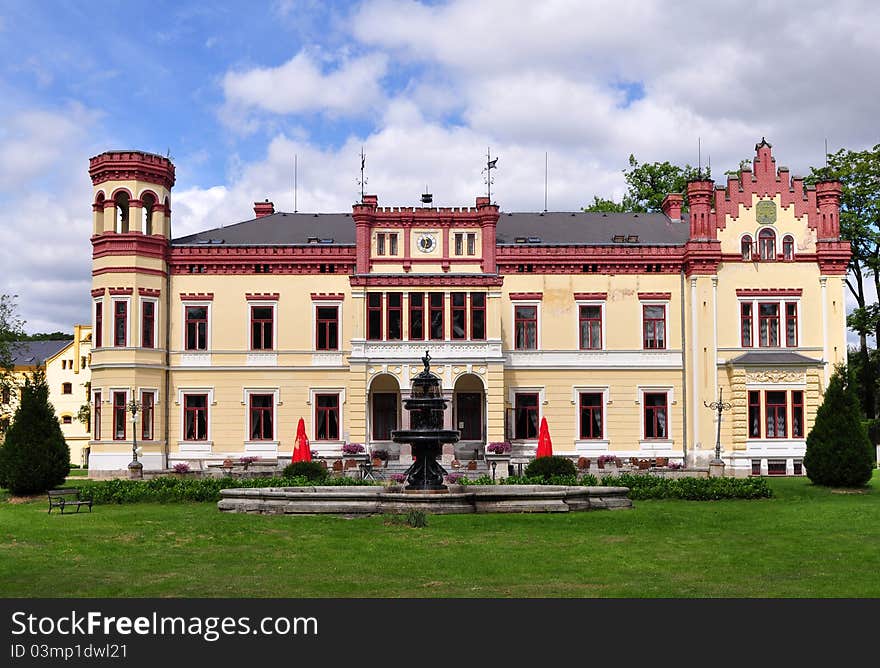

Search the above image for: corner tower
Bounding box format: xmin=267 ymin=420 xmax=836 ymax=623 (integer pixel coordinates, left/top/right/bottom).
xmin=88 ymin=151 xmax=175 ymax=471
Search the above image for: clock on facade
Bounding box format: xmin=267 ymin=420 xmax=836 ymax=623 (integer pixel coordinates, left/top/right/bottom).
xmin=417 ymin=233 xmax=437 ymax=253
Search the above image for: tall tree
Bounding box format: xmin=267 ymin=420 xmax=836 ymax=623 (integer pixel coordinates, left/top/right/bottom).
xmin=0 ymin=295 xmax=25 ymax=419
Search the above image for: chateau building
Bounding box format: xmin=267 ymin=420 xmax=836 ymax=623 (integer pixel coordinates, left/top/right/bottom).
xmin=86 ymin=140 xmax=849 ymax=475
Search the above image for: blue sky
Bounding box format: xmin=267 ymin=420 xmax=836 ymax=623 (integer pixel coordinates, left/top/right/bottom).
xmin=0 ymin=0 xmax=878 ymax=335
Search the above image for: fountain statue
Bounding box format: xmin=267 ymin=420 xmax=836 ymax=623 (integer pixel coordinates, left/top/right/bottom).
xmin=392 ymin=351 xmax=460 ymax=491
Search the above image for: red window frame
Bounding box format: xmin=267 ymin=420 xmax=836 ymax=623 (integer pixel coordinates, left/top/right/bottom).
xmin=250 ymin=305 xmax=274 ymax=350
xmin=454 ymin=233 xmax=463 ymax=255
xmin=376 ymin=233 xmax=386 ymax=256
xmin=741 ymin=303 xmax=753 ymax=347
xmin=142 ymin=300 xmax=155 ymax=349
xmin=367 ymin=293 xmax=383 ymax=340
xmin=94 ymin=391 xmax=101 ymax=440
xmin=748 ymin=390 xmax=762 ymax=438
xmin=758 ymin=302 xmax=780 ymax=347
xmin=113 ymin=301 xmax=127 ymax=347
xmin=579 ymin=393 xmax=603 ymax=439
xmin=767 ymin=460 xmax=787 ymax=475
xmin=183 ymin=394 xmax=208 ymax=441
xmin=643 ymin=392 xmax=668 ymax=439
xmin=579 ymin=304 xmax=602 ymax=350
xmin=642 ymin=304 xmax=666 ymax=349
xmin=791 ymin=390 xmax=804 ymax=438
xmin=782 ymin=235 xmax=794 ymax=260
xmin=429 ymin=292 xmax=444 ymax=340
xmin=315 ymin=394 xmax=339 ymax=441
xmin=451 ymin=292 xmax=467 ymax=340
xmin=785 ymin=302 xmax=798 ymax=347
xmin=408 ymin=292 xmax=424 ymax=340
xmin=514 ymin=305 xmax=537 ymax=350
xmin=470 ymin=292 xmax=486 ymax=340
xmin=185 ymin=305 xmax=208 ymax=350
xmin=315 ymin=305 xmax=339 ymax=350
xmin=112 ymin=391 xmax=126 ymax=441
xmin=386 ymin=292 xmax=402 ymax=340
xmin=467 ymin=233 xmax=476 ymax=255
xmin=389 ymin=234 xmax=398 ymax=255
xmin=95 ymin=302 xmax=103 ymax=347
xmin=514 ymin=393 xmax=539 ymax=440
xmin=751 ymin=459 xmax=761 ymax=475
xmin=141 ymin=392 xmax=154 ymax=440
xmin=765 ymin=391 xmax=787 ymax=439
xmin=249 ymin=394 xmax=274 ymax=441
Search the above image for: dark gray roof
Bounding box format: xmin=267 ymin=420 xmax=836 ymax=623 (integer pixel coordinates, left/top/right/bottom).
xmin=11 ymin=341 xmax=71 ymax=367
xmin=728 ymin=351 xmax=823 ymax=366
xmin=173 ymin=210 xmax=688 ymax=247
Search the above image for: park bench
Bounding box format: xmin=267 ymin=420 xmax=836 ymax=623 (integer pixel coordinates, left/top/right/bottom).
xmin=47 ymin=488 xmax=93 ymax=515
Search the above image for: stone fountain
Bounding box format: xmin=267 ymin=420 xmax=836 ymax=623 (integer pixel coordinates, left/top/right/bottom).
xmin=392 ymin=351 xmax=460 ymax=491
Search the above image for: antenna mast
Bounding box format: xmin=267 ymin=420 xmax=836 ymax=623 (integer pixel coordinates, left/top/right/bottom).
xmin=357 ymin=146 xmax=367 ymax=203
xmin=294 ymin=154 xmax=298 ymax=213
xmin=482 ymin=147 xmax=498 ymax=204
xmin=544 ymin=152 xmax=548 ymax=212
xmin=698 ymin=137 xmax=702 ymax=178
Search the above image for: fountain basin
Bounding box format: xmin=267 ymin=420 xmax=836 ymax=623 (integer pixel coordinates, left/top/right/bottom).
xmin=217 ymin=485 xmax=632 ymax=515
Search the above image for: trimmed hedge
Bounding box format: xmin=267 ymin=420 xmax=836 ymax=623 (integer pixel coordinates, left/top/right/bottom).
xmin=75 ymin=475 xmax=376 ymax=505
xmin=598 ymin=474 xmax=772 ymax=500
xmin=524 ymin=456 xmax=577 ymax=480
xmin=282 ymin=461 xmax=328 ymax=482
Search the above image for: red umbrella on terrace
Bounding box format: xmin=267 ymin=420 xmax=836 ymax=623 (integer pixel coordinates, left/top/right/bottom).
xmin=292 ymin=418 xmax=312 ymax=462
xmin=536 ymin=417 xmax=553 ymax=458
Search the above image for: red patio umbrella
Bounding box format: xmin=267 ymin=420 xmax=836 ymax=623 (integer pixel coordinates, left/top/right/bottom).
xmin=535 ymin=416 xmax=553 ymax=458
xmin=292 ymin=417 xmax=312 ymax=462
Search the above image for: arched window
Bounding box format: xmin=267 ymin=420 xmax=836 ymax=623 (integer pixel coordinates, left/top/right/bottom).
xmin=94 ymin=192 xmax=105 ymax=231
xmin=782 ymin=235 xmax=794 ymax=261
xmin=758 ymin=229 xmax=776 ymax=261
xmin=141 ymin=193 xmax=156 ymax=235
xmin=741 ymin=235 xmax=753 ymax=261
xmin=114 ymin=192 xmax=130 ymax=233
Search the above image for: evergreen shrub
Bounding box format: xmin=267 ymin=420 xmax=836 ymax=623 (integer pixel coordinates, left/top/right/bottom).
xmin=524 ymin=455 xmax=576 ymax=480
xmin=282 ymin=461 xmax=328 ymax=481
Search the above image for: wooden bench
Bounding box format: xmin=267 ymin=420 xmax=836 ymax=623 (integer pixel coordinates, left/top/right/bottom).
xmin=48 ymin=488 xmax=93 ymax=515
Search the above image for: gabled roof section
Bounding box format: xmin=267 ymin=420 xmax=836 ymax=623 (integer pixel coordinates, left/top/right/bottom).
xmin=10 ymin=340 xmax=72 ymax=367
xmin=496 ymin=212 xmax=689 ymax=246
xmin=173 ymin=212 xmax=356 ymax=246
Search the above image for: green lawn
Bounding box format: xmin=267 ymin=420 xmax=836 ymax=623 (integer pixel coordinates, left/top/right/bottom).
xmin=1 ymin=473 xmax=878 ymax=597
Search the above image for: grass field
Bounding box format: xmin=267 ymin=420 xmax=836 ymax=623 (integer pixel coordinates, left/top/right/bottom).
xmin=1 ymin=473 xmax=878 ymax=598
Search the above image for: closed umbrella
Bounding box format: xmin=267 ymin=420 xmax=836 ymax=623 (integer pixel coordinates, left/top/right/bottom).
xmin=536 ymin=416 xmax=553 ymax=458
xmin=292 ymin=418 xmax=312 ymax=462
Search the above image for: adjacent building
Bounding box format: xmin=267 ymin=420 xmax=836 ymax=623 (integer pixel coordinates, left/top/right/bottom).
xmin=86 ymin=140 xmax=849 ymax=475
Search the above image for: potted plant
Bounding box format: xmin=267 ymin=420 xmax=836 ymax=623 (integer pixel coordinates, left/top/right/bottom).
xmin=385 ymin=473 xmax=406 ymax=492
xmin=239 ymin=456 xmax=259 ymax=470
xmin=172 ymin=462 xmax=190 ymax=477
xmin=597 ymin=454 xmax=619 ymax=471
xmin=342 ymin=442 xmax=365 ymax=457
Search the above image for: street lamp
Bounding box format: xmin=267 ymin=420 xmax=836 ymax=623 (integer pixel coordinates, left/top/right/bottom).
xmin=127 ymin=395 xmax=143 ymax=479
xmin=703 ymin=388 xmax=732 ymax=466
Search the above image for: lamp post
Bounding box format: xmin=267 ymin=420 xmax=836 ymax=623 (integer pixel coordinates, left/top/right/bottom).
xmin=127 ymin=395 xmax=143 ymax=479
xmin=703 ymin=388 xmax=732 ymax=472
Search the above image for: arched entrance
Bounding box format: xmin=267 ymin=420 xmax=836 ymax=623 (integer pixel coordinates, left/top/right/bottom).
xmin=453 ymin=373 xmax=485 ymax=458
xmin=368 ymin=374 xmax=400 ymax=452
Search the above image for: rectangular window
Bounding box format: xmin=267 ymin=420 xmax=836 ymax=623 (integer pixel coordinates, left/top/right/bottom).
xmin=113 ymin=391 xmax=126 ymax=440
xmin=315 ymin=394 xmax=339 ymax=440
xmin=467 ymin=233 xmax=476 ymax=256
xmin=748 ymin=390 xmax=762 ymax=438
xmin=793 ymin=460 xmax=803 ymax=475
xmin=316 ymin=305 xmax=339 ymax=350
xmin=386 ymin=292 xmax=402 ymax=340
xmin=372 ymin=393 xmax=397 ymax=441
xmin=95 ymin=302 xmax=103 ymax=347
xmin=454 ymin=233 xmax=464 ymax=255
xmin=376 ymin=233 xmax=385 ymax=256
xmin=514 ymin=393 xmax=539 ymax=440
xmin=249 ymin=394 xmax=274 ymax=441
xmin=94 ymin=392 xmax=101 ymax=440
xmin=643 ymin=392 xmax=668 ymax=439
xmin=758 ymin=303 xmax=780 ymax=347
xmin=250 ymin=305 xmax=274 ymax=350
xmin=642 ymin=305 xmax=666 ymax=349
xmin=579 ymin=305 xmax=602 ymax=350
xmin=389 ymin=234 xmax=398 ymax=255
xmin=113 ymin=301 xmax=127 ymax=347
xmin=767 ymin=459 xmax=787 ymax=475
xmin=183 ymin=394 xmax=208 ymax=441
xmin=62 ymin=382 xmax=72 ymax=395
xmin=785 ymin=302 xmax=798 ymax=347
xmin=185 ymin=306 xmax=208 ymax=350
xmin=470 ymin=292 xmax=486 ymax=340
xmin=367 ymin=293 xmax=383 ymax=340
xmin=409 ymin=293 xmax=424 ymax=340
xmin=579 ymin=393 xmax=603 ymax=440
xmin=741 ymin=303 xmax=753 ymax=347
xmin=141 ymin=392 xmax=154 ymax=441
xmin=142 ymin=301 xmax=155 ymax=349
xmin=429 ymin=292 xmax=444 ymax=340
xmin=514 ymin=305 xmax=538 ymax=350
xmin=791 ymin=390 xmax=804 ymax=438
xmin=765 ymin=390 xmax=787 ymax=439
xmin=451 ymin=292 xmax=467 ymax=340
xmin=751 ymin=459 xmax=762 ymax=475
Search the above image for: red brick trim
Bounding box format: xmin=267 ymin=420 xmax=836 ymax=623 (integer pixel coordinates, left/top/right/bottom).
xmin=108 ymin=287 xmax=134 ymax=296
xmin=509 ymin=292 xmax=543 ymax=300
xmin=638 ymin=292 xmax=671 ymax=300
xmin=92 ymin=234 xmax=168 ymax=260
xmin=573 ymin=292 xmax=607 ymax=300
xmin=246 ymin=293 xmax=280 ymax=301
xmin=138 ymin=288 xmax=161 ymax=297
xmin=310 ymin=293 xmax=345 ymax=301
xmin=350 ymin=275 xmax=504 ymax=287
xmin=90 ymin=288 xmax=106 ymax=297
xmin=93 ymin=266 xmax=167 ymax=278
xmin=179 ymin=293 xmax=214 ymax=301
xmin=89 ymin=151 xmax=176 ymax=190
xmin=735 ymin=288 xmax=803 ymax=297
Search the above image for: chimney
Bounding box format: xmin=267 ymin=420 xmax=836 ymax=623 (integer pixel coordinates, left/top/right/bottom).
xmin=475 ymin=196 xmax=490 ymax=208
xmin=254 ymin=199 xmax=275 ymax=218
xmin=660 ymin=193 xmax=683 ymax=221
